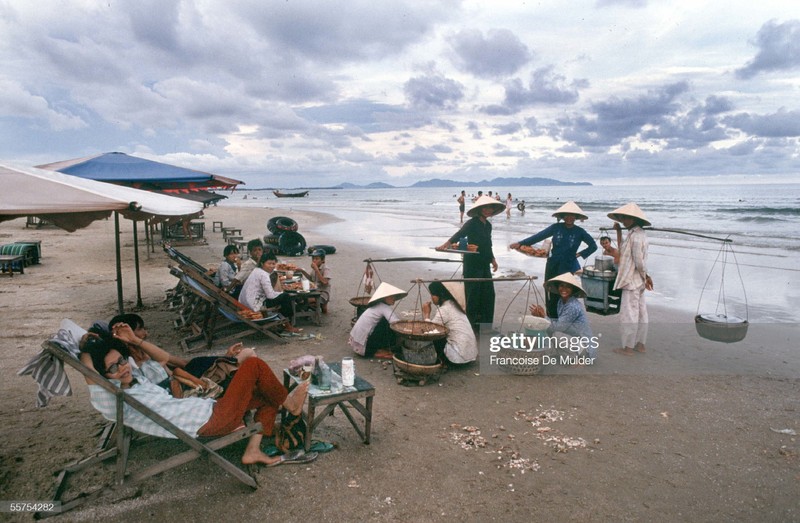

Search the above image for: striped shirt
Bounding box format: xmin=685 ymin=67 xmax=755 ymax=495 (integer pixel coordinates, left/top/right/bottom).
xmin=614 ymin=226 xmax=648 ymax=291
xmin=88 ymin=377 xmax=214 ymax=439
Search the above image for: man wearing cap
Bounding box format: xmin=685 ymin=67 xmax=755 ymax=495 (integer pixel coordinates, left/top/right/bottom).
xmin=437 ymin=195 xmax=506 ymax=330
xmin=510 ymin=201 xmax=597 ymax=319
xmin=608 ymin=203 xmax=653 ymax=356
xmin=300 ymin=249 xmax=331 ymax=313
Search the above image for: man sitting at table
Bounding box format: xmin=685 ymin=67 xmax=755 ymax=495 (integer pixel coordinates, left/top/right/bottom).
xmin=239 ymin=252 xmax=302 ymax=334
xmin=225 ymin=239 xmax=264 ymax=297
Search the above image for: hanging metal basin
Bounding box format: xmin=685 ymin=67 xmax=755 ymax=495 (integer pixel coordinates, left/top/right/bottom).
xmin=694 ymin=314 xmax=748 ymax=343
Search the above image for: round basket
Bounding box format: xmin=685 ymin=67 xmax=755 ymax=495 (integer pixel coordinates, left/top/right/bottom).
xmin=496 ymin=347 xmax=545 ymax=375
xmin=694 ymin=314 xmax=748 ymax=343
xmin=390 ymin=320 xmax=448 ymax=341
xmin=349 ymin=296 xmax=371 ymax=308
xmin=400 ymin=338 xmax=438 ymax=365
xmin=392 ymin=355 xmax=443 ymax=376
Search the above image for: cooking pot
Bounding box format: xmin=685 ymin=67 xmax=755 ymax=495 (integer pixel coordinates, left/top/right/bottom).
xmin=594 ymin=255 xmax=614 ymax=272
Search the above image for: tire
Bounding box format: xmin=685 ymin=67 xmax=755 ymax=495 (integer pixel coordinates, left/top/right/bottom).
xmin=267 ymin=216 xmax=299 ymax=234
xmin=263 ymin=233 xmax=281 ymax=245
xmin=306 ymin=244 xmax=337 ymax=255
xmin=278 ymin=231 xmax=307 ymax=256
xmin=517 ymin=202 xmax=526 ymax=211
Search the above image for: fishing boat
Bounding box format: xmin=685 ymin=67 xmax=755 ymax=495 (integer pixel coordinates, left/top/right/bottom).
xmin=273 ymin=190 xmax=309 ymax=198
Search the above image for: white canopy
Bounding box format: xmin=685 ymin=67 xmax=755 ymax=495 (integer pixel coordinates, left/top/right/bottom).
xmin=1 ymin=163 xmax=203 ymax=231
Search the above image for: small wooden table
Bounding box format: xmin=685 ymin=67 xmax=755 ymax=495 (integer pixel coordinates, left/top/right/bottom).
xmin=0 ymin=254 xmax=25 ymax=276
xmin=283 ymin=363 xmax=375 ymax=451
xmin=221 ymin=227 xmax=242 ymax=240
xmin=212 ymin=221 xmax=224 ymax=232
xmin=285 ymin=289 xmax=322 ymax=326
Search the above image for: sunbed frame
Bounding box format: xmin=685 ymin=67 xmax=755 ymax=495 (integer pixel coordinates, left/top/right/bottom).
xmin=36 ymin=341 xmax=261 ymax=519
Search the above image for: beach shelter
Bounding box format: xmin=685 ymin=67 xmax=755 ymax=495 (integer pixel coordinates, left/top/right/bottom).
xmin=37 ymin=152 xmax=243 ymax=192
xmin=0 ymin=163 xmax=203 ymax=312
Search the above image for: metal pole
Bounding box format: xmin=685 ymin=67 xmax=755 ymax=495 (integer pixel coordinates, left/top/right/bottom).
xmin=364 ymin=257 xmax=463 ymax=263
xmin=133 ymin=220 xmax=143 ymax=308
xmin=114 ymin=211 xmax=124 ymax=314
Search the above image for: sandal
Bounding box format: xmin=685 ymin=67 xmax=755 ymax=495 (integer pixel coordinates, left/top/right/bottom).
xmin=372 ymin=349 xmax=394 ymax=360
xmin=268 ymin=449 xmax=318 ymax=467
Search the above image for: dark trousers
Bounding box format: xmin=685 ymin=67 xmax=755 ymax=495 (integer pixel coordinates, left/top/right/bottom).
xmin=365 ymin=318 xmax=396 ymax=356
xmin=264 ymin=293 xmax=294 ymax=321
xmin=464 ymin=261 xmax=495 ymax=328
xmin=544 ymin=259 xmax=560 ymax=319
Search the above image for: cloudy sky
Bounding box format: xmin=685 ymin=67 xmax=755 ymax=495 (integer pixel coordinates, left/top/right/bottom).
xmin=1 ymin=0 xmax=799 ymax=187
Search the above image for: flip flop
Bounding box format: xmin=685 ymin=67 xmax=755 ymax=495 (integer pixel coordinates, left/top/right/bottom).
xmin=372 ymin=349 xmax=394 ymax=360
xmin=268 ymin=449 xmax=318 ymax=467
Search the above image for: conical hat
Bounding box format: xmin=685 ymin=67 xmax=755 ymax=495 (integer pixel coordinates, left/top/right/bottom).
xmin=442 ymin=281 xmax=467 ymax=312
xmin=368 ymin=282 xmax=408 ymax=305
xmin=552 ymin=201 xmax=588 ymax=221
xmin=467 ymin=195 xmax=506 ymax=218
xmin=545 ymin=272 xmax=586 ymax=298
xmin=607 ymin=202 xmax=651 ymax=227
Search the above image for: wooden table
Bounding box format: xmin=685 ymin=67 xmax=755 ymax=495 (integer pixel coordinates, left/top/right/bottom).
xmin=285 ymin=289 xmax=322 ymax=326
xmin=0 ymin=254 xmax=25 ymax=276
xmin=283 ymin=363 xmax=375 ymax=451
xmin=221 ymin=227 xmax=242 ymax=240
xmin=212 ymin=220 xmax=224 ymax=232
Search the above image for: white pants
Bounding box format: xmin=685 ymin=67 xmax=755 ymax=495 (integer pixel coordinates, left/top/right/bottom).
xmin=620 ymin=286 xmax=648 ymax=348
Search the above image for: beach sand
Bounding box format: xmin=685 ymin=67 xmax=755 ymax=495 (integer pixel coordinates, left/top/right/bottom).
xmin=1 ymin=206 xmax=797 ymax=521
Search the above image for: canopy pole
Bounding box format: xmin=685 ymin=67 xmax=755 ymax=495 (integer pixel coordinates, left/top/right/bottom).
xmin=144 ymin=218 xmax=151 ymax=260
xmin=114 ymin=212 xmax=124 ymax=314
xmin=133 ymin=220 xmax=143 ymax=308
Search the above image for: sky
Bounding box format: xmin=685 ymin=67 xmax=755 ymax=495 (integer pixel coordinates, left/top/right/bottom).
xmin=1 ymin=0 xmax=799 ymax=188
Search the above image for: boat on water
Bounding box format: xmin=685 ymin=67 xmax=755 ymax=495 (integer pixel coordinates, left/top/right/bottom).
xmin=273 ymin=190 xmax=309 ymax=198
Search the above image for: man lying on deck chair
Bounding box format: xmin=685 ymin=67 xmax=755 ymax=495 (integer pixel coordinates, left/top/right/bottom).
xmin=84 ymin=314 xmax=256 ymax=392
xmin=80 ymin=336 xmax=317 ymax=467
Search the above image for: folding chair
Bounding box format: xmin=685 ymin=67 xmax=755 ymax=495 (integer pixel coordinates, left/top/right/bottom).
xmin=173 ymin=266 xmax=287 ymax=352
xmin=35 ymin=340 xmax=262 ymax=518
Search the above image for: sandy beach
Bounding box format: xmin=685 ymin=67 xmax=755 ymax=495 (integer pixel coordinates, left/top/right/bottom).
xmin=1 ymin=205 xmax=798 ymax=522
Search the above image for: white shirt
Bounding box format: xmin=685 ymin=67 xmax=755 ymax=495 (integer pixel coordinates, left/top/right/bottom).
xmin=348 ymin=302 xmax=399 ymax=355
xmin=429 ymin=300 xmax=478 ymax=363
xmin=239 ymin=267 xmax=281 ymax=310
xmin=234 ymin=258 xmax=259 ymax=284
xmin=614 ymin=226 xmax=648 ymax=291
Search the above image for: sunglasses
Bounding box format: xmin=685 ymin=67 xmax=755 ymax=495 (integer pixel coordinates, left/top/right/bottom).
xmin=105 ymin=357 xmax=128 ymax=375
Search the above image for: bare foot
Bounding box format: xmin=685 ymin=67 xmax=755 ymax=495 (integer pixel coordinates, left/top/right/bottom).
xmin=283 ymin=381 xmax=308 ymax=416
xmin=634 ymin=343 xmax=646 ymax=353
xmin=241 ymin=434 xmax=280 ymax=466
xmin=241 ymin=447 xmax=281 ymax=466
xmin=613 ymin=347 xmax=635 ymax=356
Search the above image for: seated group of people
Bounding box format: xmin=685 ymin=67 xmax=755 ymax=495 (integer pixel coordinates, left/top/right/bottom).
xmin=348 ymin=281 xmax=479 ymax=365
xmin=79 ymin=313 xmax=315 ymax=466
xmin=212 ymin=239 xmax=331 ymax=334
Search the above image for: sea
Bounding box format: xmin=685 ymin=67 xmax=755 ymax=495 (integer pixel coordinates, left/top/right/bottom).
xmin=220 ymin=183 xmax=800 ymax=323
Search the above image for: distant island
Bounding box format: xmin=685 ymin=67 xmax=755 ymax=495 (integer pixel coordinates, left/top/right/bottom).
xmin=254 ymin=176 xmax=590 ymax=190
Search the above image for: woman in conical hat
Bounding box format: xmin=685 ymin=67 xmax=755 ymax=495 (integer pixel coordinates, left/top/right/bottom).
xmin=436 ymin=195 xmax=506 ymax=329
xmin=421 ymin=281 xmax=477 ymax=365
xmin=349 ymin=282 xmax=407 ymax=358
xmin=529 ymin=273 xmax=595 ymax=359
xmin=608 ymin=202 xmax=652 ymax=356
xmin=509 ymin=201 xmax=597 ymax=319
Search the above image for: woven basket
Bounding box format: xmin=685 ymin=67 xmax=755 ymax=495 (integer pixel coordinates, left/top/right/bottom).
xmin=400 ymin=338 xmax=438 ymax=365
xmin=391 ymin=320 xmax=448 ymax=341
xmin=496 ymin=347 xmax=546 ymax=375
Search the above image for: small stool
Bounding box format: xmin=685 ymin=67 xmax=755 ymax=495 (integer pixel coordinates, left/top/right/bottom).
xmin=212 ymin=221 xmax=224 ymax=232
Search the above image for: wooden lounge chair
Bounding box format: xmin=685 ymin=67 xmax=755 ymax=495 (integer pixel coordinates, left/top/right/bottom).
xmin=35 ymin=340 xmax=261 ymax=519
xmin=172 ymin=265 xmax=287 ymax=352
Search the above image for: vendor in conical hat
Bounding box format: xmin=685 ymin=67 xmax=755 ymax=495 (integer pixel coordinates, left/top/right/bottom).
xmin=348 ymin=282 xmax=407 ymax=359
xmin=608 ymin=203 xmax=652 ymax=356
xmin=421 ymin=281 xmax=477 ymax=365
xmin=529 ymin=273 xmax=595 ymax=359
xmin=509 ymin=201 xmax=597 ymax=320
xmin=436 ymin=195 xmax=506 ymax=329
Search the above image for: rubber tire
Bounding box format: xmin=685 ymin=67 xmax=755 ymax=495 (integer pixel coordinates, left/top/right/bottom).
xmin=278 ymin=231 xmax=307 ymax=257
xmin=307 ymin=244 xmax=337 ymax=255
xmin=517 ymin=202 xmax=526 ymax=211
xmin=267 ymin=216 xmax=299 ymax=234
xmin=263 ymin=234 xmax=281 ymax=246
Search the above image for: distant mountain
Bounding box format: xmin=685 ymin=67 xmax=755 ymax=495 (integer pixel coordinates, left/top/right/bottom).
xmin=411 ymin=176 xmax=591 ymax=188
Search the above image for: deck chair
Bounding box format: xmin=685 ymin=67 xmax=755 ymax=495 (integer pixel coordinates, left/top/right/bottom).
xmin=173 ymin=265 xmax=287 ymax=352
xmin=36 ymin=340 xmax=262 ymax=519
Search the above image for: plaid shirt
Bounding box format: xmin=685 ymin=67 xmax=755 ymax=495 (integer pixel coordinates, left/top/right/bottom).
xmin=89 ymin=377 xmax=214 ymax=439
xmin=614 ymin=226 xmax=648 ymax=291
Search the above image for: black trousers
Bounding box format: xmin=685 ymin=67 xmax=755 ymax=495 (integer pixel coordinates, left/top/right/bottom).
xmin=464 ymin=260 xmax=495 ymax=328
xmin=365 ymin=317 xmax=396 ymax=356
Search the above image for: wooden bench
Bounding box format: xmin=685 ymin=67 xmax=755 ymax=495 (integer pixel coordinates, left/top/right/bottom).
xmin=212 ymin=220 xmax=224 ymax=232
xmin=221 ymin=227 xmax=242 ymax=240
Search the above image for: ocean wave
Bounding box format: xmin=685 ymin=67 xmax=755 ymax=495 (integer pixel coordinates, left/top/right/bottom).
xmin=718 ymin=206 xmax=800 ymax=217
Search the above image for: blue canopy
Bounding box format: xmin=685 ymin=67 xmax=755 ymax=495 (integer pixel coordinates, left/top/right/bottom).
xmin=37 ymin=152 xmax=242 ymax=190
